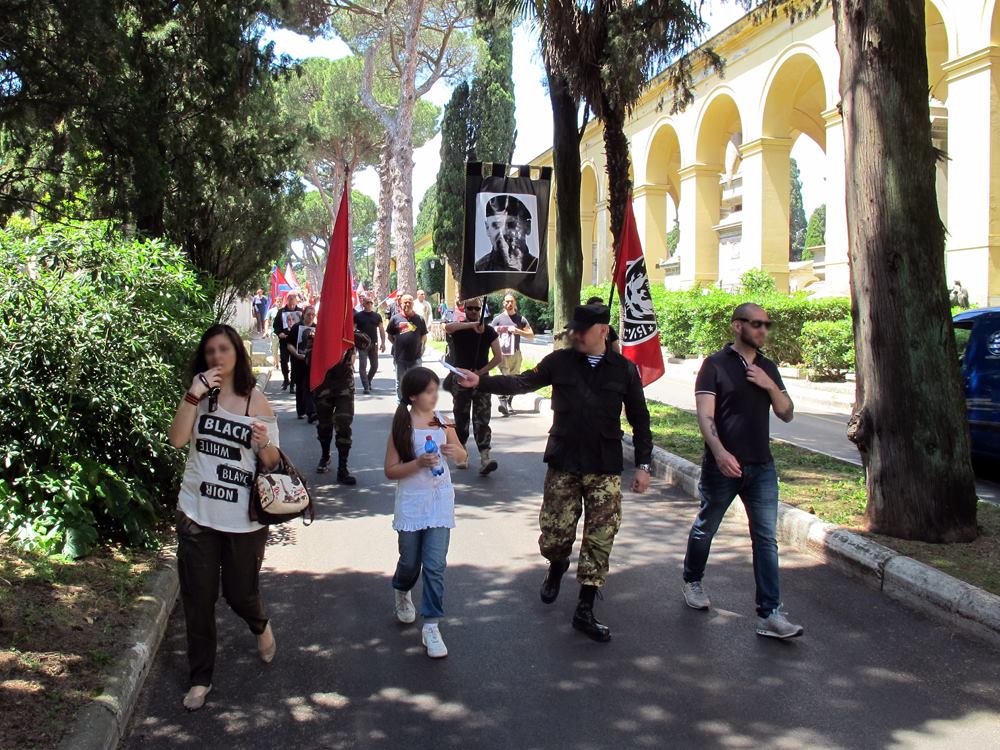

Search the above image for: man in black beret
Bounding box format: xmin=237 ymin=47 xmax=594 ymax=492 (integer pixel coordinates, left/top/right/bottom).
xmin=456 ymin=303 xmax=654 ymax=642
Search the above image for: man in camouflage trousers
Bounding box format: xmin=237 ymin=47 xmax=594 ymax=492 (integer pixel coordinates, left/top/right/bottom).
xmin=312 ymin=346 xmax=357 ymax=485
xmin=457 ymin=304 xmax=653 ymax=642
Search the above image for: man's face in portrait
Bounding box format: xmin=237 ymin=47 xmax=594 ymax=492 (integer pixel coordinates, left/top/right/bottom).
xmin=485 ymin=209 xmax=531 ymax=269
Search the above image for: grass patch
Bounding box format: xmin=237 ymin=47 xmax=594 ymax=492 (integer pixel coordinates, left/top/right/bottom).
xmin=0 ymin=536 xmax=169 ymax=749
xmin=639 ymin=399 xmax=1000 ymax=595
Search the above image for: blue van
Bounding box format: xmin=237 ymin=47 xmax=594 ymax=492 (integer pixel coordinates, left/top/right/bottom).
xmin=954 ymin=307 xmax=1000 ymax=461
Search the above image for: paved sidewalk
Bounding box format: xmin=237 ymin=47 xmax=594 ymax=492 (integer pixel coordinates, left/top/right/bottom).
xmin=124 ymin=352 xmax=1000 ymax=749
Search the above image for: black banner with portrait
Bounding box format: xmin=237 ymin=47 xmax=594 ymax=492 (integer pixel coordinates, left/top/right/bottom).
xmin=459 ymin=162 xmax=552 ymax=302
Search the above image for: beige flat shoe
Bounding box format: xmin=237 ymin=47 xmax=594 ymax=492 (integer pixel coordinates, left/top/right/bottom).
xmin=183 ymin=684 xmax=212 ymax=711
xmin=257 ymin=622 xmax=276 ymax=663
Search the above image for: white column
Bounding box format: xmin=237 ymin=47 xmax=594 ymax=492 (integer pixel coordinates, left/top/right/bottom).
xmin=943 ymin=48 xmax=1000 ymax=306
xmin=822 ymin=107 xmax=850 ymax=296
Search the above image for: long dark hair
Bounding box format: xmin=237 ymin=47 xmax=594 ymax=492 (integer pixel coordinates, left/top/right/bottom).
xmin=391 ymin=367 xmax=440 ymax=462
xmin=191 ymin=324 xmax=256 ymax=397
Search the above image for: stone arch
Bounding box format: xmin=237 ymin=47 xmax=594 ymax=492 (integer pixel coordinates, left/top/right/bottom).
xmin=991 ymin=0 xmax=1000 ymax=45
xmin=580 ymin=163 xmax=600 ymax=287
xmin=926 ymin=0 xmax=952 ymax=103
xmin=640 ymin=121 xmax=682 ymax=280
xmin=695 ymin=88 xmax=744 ymax=167
xmin=760 ymin=48 xmax=828 ymax=149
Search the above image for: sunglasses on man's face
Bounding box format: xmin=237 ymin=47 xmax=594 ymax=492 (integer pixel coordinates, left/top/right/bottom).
xmin=465 ymin=306 xmax=481 ymax=312
xmin=735 ymin=317 xmax=773 ymax=330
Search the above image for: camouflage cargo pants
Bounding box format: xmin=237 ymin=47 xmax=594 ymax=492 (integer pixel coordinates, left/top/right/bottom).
xmin=452 ymin=387 xmax=492 ymax=452
xmin=540 ymin=468 xmax=622 ymax=587
xmin=313 ymin=389 xmax=354 ymax=456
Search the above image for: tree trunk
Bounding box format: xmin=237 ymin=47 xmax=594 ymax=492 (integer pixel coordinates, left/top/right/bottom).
xmin=372 ymin=143 xmax=394 ymax=302
xmin=833 ymin=0 xmax=977 ymax=541
xmin=387 ymin=0 xmax=426 ymax=298
xmin=601 ymin=93 xmax=631 ymax=257
xmin=547 ymin=64 xmax=584 ymax=345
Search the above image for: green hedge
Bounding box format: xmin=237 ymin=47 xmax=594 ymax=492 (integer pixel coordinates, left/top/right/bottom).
xmin=0 ymin=221 xmax=213 ymax=555
xmin=582 ymin=274 xmax=852 ymax=365
xmin=800 ymin=319 xmax=855 ymax=381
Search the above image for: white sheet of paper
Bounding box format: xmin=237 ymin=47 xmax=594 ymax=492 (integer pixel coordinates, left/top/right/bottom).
xmin=440 ymin=360 xmax=464 ymax=375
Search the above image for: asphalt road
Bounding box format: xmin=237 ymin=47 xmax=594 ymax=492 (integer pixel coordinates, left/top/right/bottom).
xmin=123 ymin=352 xmax=1000 ymax=749
xmin=519 ymin=336 xmax=1000 ymax=505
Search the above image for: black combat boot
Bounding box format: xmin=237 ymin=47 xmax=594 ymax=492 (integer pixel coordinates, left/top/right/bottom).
xmin=572 ymin=585 xmax=611 ymax=642
xmin=337 ymin=451 xmax=356 ymax=485
xmin=539 ymin=558 xmax=570 ymax=604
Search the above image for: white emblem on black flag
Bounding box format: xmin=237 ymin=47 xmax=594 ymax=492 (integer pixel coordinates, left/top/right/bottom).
xmin=460 ymin=162 xmax=551 ymax=301
xmin=621 ymin=256 xmax=658 ymax=345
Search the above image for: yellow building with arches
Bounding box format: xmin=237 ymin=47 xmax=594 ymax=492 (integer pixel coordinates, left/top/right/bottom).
xmin=445 ymin=1 xmax=1000 ymax=308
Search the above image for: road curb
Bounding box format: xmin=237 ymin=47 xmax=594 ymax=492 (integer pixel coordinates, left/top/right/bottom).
xmin=58 ymin=556 xmax=179 ymax=750
xmin=622 ymin=435 xmax=1000 ymax=648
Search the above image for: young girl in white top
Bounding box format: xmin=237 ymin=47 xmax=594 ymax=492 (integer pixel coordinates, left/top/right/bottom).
xmin=384 ymin=367 xmax=466 ymax=658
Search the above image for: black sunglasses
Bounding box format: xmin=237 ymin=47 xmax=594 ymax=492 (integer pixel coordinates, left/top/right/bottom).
xmin=735 ymin=317 xmax=773 ymax=330
xmin=465 ymin=306 xmax=482 ymax=311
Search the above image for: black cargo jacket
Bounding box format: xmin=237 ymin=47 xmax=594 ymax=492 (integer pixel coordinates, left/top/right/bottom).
xmin=478 ymin=347 xmax=653 ymax=475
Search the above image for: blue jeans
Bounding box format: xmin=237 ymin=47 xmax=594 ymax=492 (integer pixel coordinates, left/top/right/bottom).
xmin=392 ymin=527 xmax=451 ymax=619
xmin=394 ymin=359 xmax=419 ymax=403
xmin=683 ymin=460 xmax=780 ymax=617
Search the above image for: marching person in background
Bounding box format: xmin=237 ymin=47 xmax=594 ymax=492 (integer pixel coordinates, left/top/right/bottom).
xmin=167 ymin=324 xmax=280 ymax=711
xmin=312 ymin=343 xmax=357 ymax=484
xmin=272 ymin=292 xmax=301 ymax=392
xmin=354 ymin=296 xmax=386 ymax=394
xmin=492 ymin=291 xmax=534 ymax=416
xmin=252 ymin=289 xmax=266 ymax=337
xmin=586 ymin=296 xmax=621 ymax=354
xmin=265 ymin=301 xmax=280 ymax=368
xmin=455 ymin=304 xmax=653 ymax=643
xmin=682 ymin=302 xmax=803 ymax=640
xmin=445 ymin=297 xmax=502 ymax=475
xmin=413 ymin=288 xmax=434 ymax=328
xmin=387 ymin=293 xmax=428 ymax=403
xmin=384 ymin=367 xmax=467 ymax=659
xmin=286 ymin=306 xmax=317 ymax=422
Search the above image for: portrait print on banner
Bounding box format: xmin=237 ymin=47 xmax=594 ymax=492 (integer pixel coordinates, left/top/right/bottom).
xmin=460 ymin=162 xmax=551 ymax=301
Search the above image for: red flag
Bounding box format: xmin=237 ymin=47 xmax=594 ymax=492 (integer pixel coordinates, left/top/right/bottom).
xmin=270 ymin=265 xmax=291 ymax=307
xmin=284 ymin=263 xmax=302 ymax=291
xmin=310 ymin=189 xmax=355 ymax=391
xmin=613 ymin=197 xmax=665 ymax=386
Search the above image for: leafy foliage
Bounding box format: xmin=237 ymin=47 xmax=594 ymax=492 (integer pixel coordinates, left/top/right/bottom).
xmin=801 ymin=319 xmax=855 ymax=381
xmin=433 ymin=17 xmax=516 ymax=278
xmin=581 ymin=282 xmax=852 ymax=365
xmin=0 ymin=222 xmax=212 ymax=554
xmin=805 ymin=204 xmax=827 ymax=249
xmin=789 ymin=158 xmax=808 ymax=260
xmin=0 ymin=0 xmax=303 ymax=293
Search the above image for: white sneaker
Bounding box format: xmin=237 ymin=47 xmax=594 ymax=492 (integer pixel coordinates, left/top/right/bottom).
xmin=755 ymin=607 xmax=804 ymax=639
xmin=394 ymin=590 xmax=416 ymax=624
xmin=682 ymin=581 xmax=711 ymax=610
xmin=422 ymin=624 xmax=448 ymax=658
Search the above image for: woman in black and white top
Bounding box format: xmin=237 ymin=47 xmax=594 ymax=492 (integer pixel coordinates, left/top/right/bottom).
xmin=167 ymin=324 xmax=281 ymax=711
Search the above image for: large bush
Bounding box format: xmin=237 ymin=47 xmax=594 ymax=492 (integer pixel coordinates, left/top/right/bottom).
xmin=581 ymin=278 xmax=852 ymax=365
xmin=800 ymin=319 xmax=855 ymax=381
xmin=0 ymin=222 xmax=213 ymax=555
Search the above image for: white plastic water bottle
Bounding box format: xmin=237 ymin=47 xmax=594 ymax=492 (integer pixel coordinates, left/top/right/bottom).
xmin=424 ymin=435 xmax=445 ymax=476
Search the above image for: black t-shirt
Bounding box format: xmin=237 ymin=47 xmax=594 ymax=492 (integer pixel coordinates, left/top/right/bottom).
xmin=694 ymin=343 xmax=787 ymax=466
xmin=492 ymin=312 xmax=528 ymax=356
xmin=450 ymin=325 xmax=499 ymax=370
xmin=387 ymin=313 xmax=427 ymax=362
xmin=354 ymin=310 xmax=381 ymax=346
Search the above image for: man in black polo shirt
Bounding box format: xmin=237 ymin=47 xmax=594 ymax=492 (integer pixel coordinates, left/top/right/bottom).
xmin=445 ymin=297 xmax=502 ymax=474
xmin=456 ymin=304 xmax=653 ymax=643
xmin=681 ymin=302 xmax=802 ymax=639
xmin=387 ymin=293 xmax=427 ymax=403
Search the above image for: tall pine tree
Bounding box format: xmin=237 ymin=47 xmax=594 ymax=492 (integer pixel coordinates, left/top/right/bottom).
xmin=789 ymin=157 xmax=808 ymax=260
xmin=432 ymin=18 xmax=516 ymax=284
